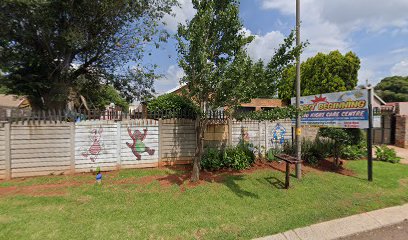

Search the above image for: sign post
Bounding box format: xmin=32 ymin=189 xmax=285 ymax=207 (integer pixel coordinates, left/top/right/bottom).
xmin=292 ymin=89 xmax=373 ymax=181
xmin=367 ymin=87 xmax=373 ymax=181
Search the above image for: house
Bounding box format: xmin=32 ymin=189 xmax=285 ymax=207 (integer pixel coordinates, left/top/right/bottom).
xmin=0 ymin=94 xmax=31 ymax=109
xmin=383 ymin=102 xmax=408 ymax=116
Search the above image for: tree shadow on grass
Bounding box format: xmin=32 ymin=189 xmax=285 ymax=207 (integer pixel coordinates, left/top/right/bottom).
xmin=156 ymin=171 xmax=259 ymax=199
xmin=222 ymin=175 xmax=259 ymax=199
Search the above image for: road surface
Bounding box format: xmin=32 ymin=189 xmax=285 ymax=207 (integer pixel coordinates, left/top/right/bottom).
xmin=339 ymin=220 xmax=408 ymax=240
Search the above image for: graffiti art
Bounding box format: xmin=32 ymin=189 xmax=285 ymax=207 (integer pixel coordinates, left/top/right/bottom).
xmin=126 ymin=127 xmax=155 ymax=160
xmin=82 ymin=127 xmax=104 ymax=162
xmin=271 ymin=123 xmax=286 ymax=145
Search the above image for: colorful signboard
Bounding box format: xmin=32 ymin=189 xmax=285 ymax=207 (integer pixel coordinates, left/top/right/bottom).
xmin=291 ymin=89 xmax=369 ymax=129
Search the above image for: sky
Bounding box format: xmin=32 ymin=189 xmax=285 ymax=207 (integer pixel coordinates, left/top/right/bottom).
xmin=148 ymin=0 xmax=408 ymax=94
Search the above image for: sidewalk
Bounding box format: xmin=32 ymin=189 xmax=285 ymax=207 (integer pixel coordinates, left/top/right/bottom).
xmin=255 ymin=203 xmax=408 ymax=240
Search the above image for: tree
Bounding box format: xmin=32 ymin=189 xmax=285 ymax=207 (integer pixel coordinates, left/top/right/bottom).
xmin=177 ymin=0 xmax=301 ymax=181
xmin=81 ymin=84 xmax=129 ymax=111
xmin=147 ymin=93 xmax=199 ymax=115
xmin=0 ymin=0 xmax=176 ymax=109
xmin=375 ymin=76 xmax=408 ymax=102
xmin=177 ymin=0 xmax=253 ymax=181
xmin=279 ymin=51 xmax=361 ymax=102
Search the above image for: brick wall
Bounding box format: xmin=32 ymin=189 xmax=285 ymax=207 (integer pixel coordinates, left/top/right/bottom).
xmin=395 ymin=115 xmax=408 ymax=148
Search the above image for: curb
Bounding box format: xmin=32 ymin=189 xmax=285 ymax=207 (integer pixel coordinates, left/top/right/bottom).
xmin=255 ymin=203 xmax=408 ymax=240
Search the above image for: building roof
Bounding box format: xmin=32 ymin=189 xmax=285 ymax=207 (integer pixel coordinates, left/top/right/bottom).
xmin=240 ymin=98 xmax=285 ymax=108
xmin=0 ymin=94 xmax=30 ymax=108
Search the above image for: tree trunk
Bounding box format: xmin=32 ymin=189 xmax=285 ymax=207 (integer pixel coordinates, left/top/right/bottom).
xmin=334 ymin=143 xmax=340 ymax=167
xmin=191 ymin=117 xmax=206 ymax=182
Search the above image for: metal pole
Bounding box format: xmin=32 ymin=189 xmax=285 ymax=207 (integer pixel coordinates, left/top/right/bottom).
xmin=295 ymin=0 xmax=302 ymax=179
xmin=367 ymin=85 xmax=373 ymax=181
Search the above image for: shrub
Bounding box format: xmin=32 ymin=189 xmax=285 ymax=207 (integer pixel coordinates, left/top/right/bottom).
xmin=237 ymin=142 xmax=256 ymax=163
xmin=267 ymin=147 xmax=282 ymax=161
xmin=375 ymin=145 xmax=401 ymax=163
xmin=147 ymin=93 xmax=199 ymax=117
xmin=201 ymin=148 xmax=223 ymax=171
xmin=341 ymin=143 xmax=367 ymax=160
xmin=318 ymin=128 xmax=353 ymax=166
xmin=223 ymin=144 xmax=255 ymax=170
xmin=281 ymin=139 xmax=334 ymax=165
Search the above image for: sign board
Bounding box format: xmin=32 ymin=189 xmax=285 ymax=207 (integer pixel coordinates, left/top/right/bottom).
xmin=291 ymin=89 xmax=369 ymax=129
xmin=373 ymin=115 xmax=382 ymax=128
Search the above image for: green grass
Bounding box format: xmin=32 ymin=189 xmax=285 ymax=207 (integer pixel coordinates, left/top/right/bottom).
xmin=0 ymin=161 xmax=407 ymax=240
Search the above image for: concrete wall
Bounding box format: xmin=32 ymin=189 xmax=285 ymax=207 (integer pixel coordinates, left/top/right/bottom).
xmin=160 ymin=119 xmax=196 ymax=165
xmin=232 ymin=120 xmax=293 ymax=154
xmin=0 ymin=118 xmax=302 ymax=179
xmin=9 ymin=122 xmax=73 ymax=178
xmin=204 ymin=123 xmax=229 ymax=148
xmin=75 ymin=121 xmax=119 ymax=172
xmin=120 ymin=120 xmax=159 ymax=168
xmin=0 ymin=124 xmax=6 ymax=179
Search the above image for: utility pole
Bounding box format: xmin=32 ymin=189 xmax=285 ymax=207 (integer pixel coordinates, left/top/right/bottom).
xmin=295 ymin=0 xmax=302 ymax=179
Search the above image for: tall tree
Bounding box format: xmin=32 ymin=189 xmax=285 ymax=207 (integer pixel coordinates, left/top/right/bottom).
xmin=375 ymin=76 xmax=408 ymax=102
xmin=0 ymin=0 xmax=176 ymax=109
xmin=177 ymin=0 xmax=253 ymax=181
xmin=278 ymin=51 xmax=360 ymax=102
xmin=177 ymin=0 xmax=301 ymax=181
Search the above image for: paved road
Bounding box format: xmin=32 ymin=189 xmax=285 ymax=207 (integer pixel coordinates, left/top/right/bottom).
xmin=339 ymin=220 xmax=408 ymax=240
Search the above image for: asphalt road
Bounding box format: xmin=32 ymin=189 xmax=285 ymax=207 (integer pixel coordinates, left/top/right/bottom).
xmin=339 ymin=220 xmax=408 ymax=240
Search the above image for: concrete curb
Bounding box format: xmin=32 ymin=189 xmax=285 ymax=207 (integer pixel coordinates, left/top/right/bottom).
xmin=255 ymin=203 xmax=408 ymax=240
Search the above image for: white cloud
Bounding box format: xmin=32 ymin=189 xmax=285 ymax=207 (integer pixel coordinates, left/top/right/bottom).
xmin=391 ymin=60 xmax=408 ymax=76
xmin=162 ymin=0 xmax=195 ymax=32
xmin=154 ymin=65 xmax=185 ymax=94
xmin=260 ymin=0 xmax=408 ymax=84
xmin=319 ymin=0 xmax=408 ymax=32
xmin=261 ymin=0 xmax=351 ymax=59
xmin=245 ymin=28 xmax=285 ymax=62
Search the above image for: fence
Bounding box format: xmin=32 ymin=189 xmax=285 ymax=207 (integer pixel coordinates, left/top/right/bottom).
xmin=0 ymin=109 xmax=321 ymax=179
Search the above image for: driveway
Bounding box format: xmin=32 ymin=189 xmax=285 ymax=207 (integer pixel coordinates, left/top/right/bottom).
xmin=386 ymin=145 xmax=408 ymax=165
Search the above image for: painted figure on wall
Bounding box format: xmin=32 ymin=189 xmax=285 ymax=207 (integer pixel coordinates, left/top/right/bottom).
xmin=271 ymin=123 xmax=286 ymax=145
xmin=240 ymin=127 xmax=250 ymax=143
xmin=82 ymin=127 xmax=104 ymax=162
xmin=126 ymin=127 xmax=155 ymax=160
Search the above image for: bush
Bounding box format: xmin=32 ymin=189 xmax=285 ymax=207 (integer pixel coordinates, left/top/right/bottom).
xmin=201 ymin=148 xmax=223 ymax=171
xmin=201 ymin=143 xmax=255 ymax=171
xmin=318 ymin=128 xmax=353 ymax=166
xmin=267 ymin=147 xmax=282 ymax=161
xmin=223 ymin=146 xmax=253 ymax=170
xmin=281 ymin=139 xmax=334 ymax=165
xmin=147 ymin=93 xmax=199 ymax=117
xmin=341 ymin=143 xmax=367 ymax=160
xmin=237 ymin=142 xmax=256 ymax=163
xmin=375 ymin=145 xmax=401 ymax=163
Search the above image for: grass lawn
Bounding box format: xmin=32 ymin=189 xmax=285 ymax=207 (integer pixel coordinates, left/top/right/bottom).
xmin=0 ymin=160 xmax=407 ymax=240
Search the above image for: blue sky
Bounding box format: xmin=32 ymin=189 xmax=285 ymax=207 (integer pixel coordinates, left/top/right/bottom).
xmin=149 ymin=0 xmax=408 ymax=94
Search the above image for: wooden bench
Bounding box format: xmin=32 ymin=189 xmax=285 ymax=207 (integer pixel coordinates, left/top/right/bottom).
xmin=274 ymin=154 xmax=303 ymax=189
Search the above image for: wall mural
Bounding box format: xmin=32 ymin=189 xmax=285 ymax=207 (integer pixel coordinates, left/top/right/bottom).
xmin=240 ymin=126 xmax=250 ymax=143
xmin=126 ymin=127 xmax=155 ymax=160
xmin=81 ymin=127 xmax=104 ymax=162
xmin=271 ymin=123 xmax=286 ymax=145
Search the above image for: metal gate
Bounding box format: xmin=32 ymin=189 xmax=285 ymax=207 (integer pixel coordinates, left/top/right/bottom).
xmin=373 ymin=108 xmax=395 ymax=145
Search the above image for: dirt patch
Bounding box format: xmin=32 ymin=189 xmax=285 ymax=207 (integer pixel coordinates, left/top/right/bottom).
xmin=0 ymin=158 xmax=356 ymax=197
xmin=305 ymin=158 xmax=356 ymax=177
xmin=0 ymin=181 xmax=90 ymax=197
